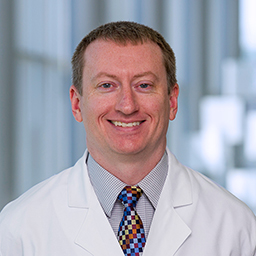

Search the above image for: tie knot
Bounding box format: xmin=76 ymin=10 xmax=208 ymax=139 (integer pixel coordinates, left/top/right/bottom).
xmin=118 ymin=186 xmax=142 ymax=208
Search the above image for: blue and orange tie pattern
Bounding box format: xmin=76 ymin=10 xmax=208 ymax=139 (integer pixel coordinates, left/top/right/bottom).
xmin=118 ymin=186 xmax=146 ymax=256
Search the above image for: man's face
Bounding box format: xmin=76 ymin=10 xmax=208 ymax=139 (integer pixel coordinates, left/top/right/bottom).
xmin=70 ymin=39 xmax=179 ymax=160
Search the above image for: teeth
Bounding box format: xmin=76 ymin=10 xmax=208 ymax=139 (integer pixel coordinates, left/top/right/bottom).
xmin=112 ymin=121 xmax=140 ymax=127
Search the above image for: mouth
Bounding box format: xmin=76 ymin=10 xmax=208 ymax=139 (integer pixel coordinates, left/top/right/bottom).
xmin=110 ymin=121 xmax=143 ymax=127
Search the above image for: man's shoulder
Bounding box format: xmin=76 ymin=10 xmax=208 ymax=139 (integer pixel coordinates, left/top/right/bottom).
xmin=0 ymin=153 xmax=90 ymax=254
xmin=184 ymin=164 xmax=256 ymax=225
xmin=0 ymin=154 xmax=86 ymax=227
xmin=0 ymin=167 xmax=70 ymax=221
xmin=167 ymin=149 xmax=255 ymax=219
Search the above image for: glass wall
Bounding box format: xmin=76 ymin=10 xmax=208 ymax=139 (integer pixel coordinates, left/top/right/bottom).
xmin=13 ymin=0 xmax=73 ymax=196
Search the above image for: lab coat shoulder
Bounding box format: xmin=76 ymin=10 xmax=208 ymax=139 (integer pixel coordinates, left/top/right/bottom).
xmin=185 ymin=161 xmax=256 ymax=223
xmin=0 ymin=152 xmax=96 ymax=255
xmin=161 ymin=150 xmax=256 ymax=256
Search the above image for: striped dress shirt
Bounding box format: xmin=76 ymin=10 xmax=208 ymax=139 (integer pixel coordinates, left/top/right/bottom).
xmin=87 ymin=151 xmax=168 ymax=238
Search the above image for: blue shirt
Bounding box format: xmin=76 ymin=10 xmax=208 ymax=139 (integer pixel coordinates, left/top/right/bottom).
xmin=87 ymin=151 xmax=168 ymax=238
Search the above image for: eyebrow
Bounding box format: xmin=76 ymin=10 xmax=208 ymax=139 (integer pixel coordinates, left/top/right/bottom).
xmin=91 ymin=72 xmax=118 ymax=82
xmin=133 ymin=71 xmax=158 ymax=80
xmin=91 ymin=71 xmax=158 ymax=82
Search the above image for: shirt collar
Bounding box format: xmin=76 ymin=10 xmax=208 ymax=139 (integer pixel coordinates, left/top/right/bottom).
xmin=87 ymin=152 xmax=168 ymax=217
xmin=137 ymin=152 xmax=168 ymax=209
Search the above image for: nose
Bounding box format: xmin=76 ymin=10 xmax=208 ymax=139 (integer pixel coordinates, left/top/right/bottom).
xmin=115 ymin=85 xmax=139 ymax=115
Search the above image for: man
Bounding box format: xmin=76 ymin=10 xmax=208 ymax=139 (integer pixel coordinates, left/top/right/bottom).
xmin=0 ymin=21 xmax=255 ymax=256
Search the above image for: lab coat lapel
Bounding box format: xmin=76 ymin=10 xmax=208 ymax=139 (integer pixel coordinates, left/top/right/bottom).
xmin=68 ymin=151 xmax=123 ymax=255
xmin=143 ymin=204 xmax=191 ymax=256
xmin=74 ymin=191 xmax=123 ymax=255
xmin=143 ymin=150 xmax=193 ymax=256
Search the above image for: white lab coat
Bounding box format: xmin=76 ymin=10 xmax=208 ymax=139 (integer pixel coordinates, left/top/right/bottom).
xmin=0 ymin=148 xmax=256 ymax=255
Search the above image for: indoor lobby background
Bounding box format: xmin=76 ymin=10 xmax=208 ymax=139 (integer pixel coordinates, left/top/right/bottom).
xmin=1 ymin=0 xmax=256 ymax=213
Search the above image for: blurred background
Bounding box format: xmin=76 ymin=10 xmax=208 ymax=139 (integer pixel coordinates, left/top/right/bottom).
xmin=0 ymin=0 xmax=255 ymax=213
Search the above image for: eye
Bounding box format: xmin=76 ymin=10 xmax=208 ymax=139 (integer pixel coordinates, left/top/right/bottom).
xmin=97 ymin=82 xmax=117 ymax=92
xmin=135 ymin=82 xmax=155 ymax=93
xmin=139 ymin=83 xmax=150 ymax=89
xmin=101 ymin=83 xmax=112 ymax=89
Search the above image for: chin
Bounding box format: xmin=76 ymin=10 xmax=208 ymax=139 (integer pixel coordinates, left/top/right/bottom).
xmin=111 ymin=144 xmax=146 ymax=156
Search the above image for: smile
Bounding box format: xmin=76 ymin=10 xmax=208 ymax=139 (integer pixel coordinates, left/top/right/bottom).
xmin=111 ymin=121 xmax=141 ymax=127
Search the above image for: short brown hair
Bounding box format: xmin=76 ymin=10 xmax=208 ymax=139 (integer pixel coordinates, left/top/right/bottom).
xmin=71 ymin=21 xmax=177 ymax=95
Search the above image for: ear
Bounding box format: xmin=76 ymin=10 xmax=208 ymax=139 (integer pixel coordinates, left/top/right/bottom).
xmin=70 ymin=85 xmax=83 ymax=122
xmin=169 ymin=83 xmax=179 ymax=121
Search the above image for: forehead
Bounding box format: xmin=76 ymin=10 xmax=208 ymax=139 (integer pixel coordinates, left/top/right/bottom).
xmin=83 ymin=39 xmax=165 ymax=72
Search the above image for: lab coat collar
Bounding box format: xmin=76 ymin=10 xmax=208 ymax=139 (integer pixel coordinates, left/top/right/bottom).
xmin=67 ymin=150 xmax=123 ymax=255
xmin=143 ymin=148 xmax=192 ymax=255
xmin=67 ymin=149 xmax=193 ymax=255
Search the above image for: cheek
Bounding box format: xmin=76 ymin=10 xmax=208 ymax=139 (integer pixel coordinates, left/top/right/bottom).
xmin=148 ymin=97 xmax=170 ymax=117
xmin=81 ymin=98 xmax=110 ymax=127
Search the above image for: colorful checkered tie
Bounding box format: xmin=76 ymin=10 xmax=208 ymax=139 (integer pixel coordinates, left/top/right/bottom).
xmin=118 ymin=186 xmax=146 ymax=256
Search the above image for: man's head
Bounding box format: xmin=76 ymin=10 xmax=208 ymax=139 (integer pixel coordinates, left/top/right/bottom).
xmin=70 ymin=22 xmax=179 ymax=183
xmin=72 ymin=21 xmax=177 ymax=95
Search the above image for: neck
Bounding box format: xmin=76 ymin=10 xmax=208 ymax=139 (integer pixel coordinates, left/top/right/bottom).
xmin=88 ymin=146 xmax=166 ymax=185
